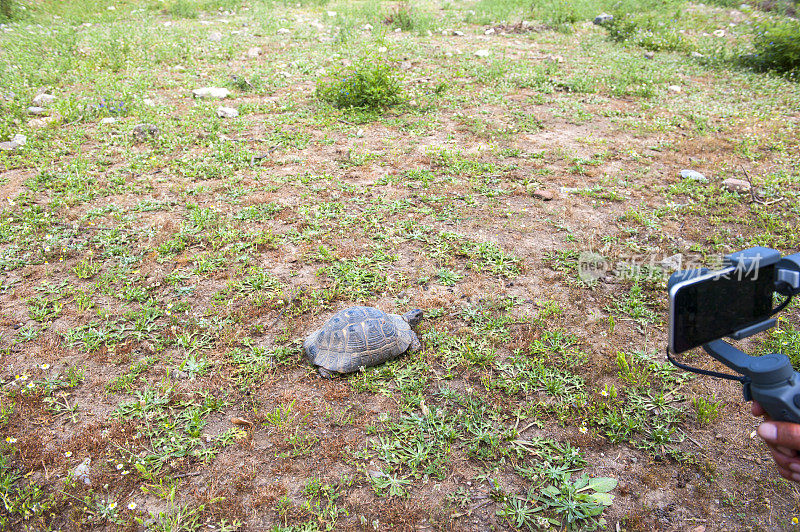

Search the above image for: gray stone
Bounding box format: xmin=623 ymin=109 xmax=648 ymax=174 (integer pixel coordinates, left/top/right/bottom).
xmin=722 ymin=178 xmax=751 ymax=194
xmin=100 ymin=117 xmax=117 ymax=124
xmin=593 ymin=13 xmax=613 ymax=25
xmin=192 ymin=87 xmax=231 ymax=99
xmin=453 ymin=30 xmax=465 ymax=36
xmin=73 ymin=457 xmax=92 ymax=486
xmin=680 ymin=169 xmax=708 ymax=183
xmin=668 ymin=85 xmax=682 ymax=93
xmin=532 ymin=189 xmax=554 ymax=201
xmin=216 ymin=106 xmax=239 ymax=118
xmin=27 ymin=106 xmax=45 ymax=115
xmin=277 ymin=28 xmax=291 ymax=34
xmin=246 ymin=47 xmax=261 ymax=58
xmin=474 ymin=49 xmax=490 ymax=57
xmin=28 ymin=116 xmax=59 ymax=129
xmin=208 ymin=31 xmax=223 ymax=42
xmin=484 ymin=28 xmax=495 ymax=35
xmin=32 ymin=93 xmax=56 ymax=107
xmin=132 ymin=123 xmax=159 ymax=141
xmin=0 ymin=134 xmax=26 ymax=152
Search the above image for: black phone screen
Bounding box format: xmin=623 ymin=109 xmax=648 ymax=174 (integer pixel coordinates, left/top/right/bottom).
xmin=671 ymin=265 xmax=775 ymax=354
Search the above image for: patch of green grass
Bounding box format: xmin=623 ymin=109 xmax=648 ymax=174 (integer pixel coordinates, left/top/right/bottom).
xmin=316 ymin=57 xmax=403 ymax=111
xmin=741 ymin=19 xmax=800 ymax=81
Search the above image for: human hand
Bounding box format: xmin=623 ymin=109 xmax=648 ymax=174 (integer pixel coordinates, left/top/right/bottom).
xmin=752 ymin=402 xmax=800 ymax=483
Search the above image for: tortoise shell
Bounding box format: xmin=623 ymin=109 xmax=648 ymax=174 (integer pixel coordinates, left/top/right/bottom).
xmin=304 ymin=306 xmax=422 ymax=376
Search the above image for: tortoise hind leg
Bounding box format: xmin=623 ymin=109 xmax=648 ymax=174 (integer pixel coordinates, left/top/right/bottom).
xmin=317 ymin=366 xmax=334 ymax=379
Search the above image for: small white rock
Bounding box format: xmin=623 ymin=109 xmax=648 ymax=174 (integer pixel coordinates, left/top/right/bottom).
xmin=644 ymin=51 xmax=655 ymax=60
xmin=668 ymin=85 xmax=682 ymax=93
xmin=208 ymin=31 xmax=223 ymax=42
xmin=74 ymin=458 xmax=92 ymax=486
xmin=453 ymin=30 xmax=465 ymax=36
xmin=326 ymin=10 xmax=336 ymax=17
xmin=192 ymin=87 xmax=231 ymax=99
xmin=27 ymin=106 xmax=45 ymax=115
xmin=277 ymin=28 xmax=291 ymax=34
xmin=713 ymin=29 xmax=726 ymax=37
xmin=216 ymin=106 xmax=239 ymax=118
xmin=691 ymin=51 xmax=704 ymax=58
xmin=100 ymin=117 xmax=117 ymax=124
xmin=484 ymin=28 xmax=495 ymax=35
xmin=474 ymin=49 xmax=490 ymax=57
xmin=362 ymin=24 xmax=373 ymax=31
xmin=378 ymin=46 xmax=388 ymax=53
xmin=0 ymin=133 xmax=26 ymax=151
xmin=28 ymin=116 xmax=59 ymax=129
xmin=247 ymin=47 xmax=262 ymax=58
xmin=680 ymin=169 xmax=708 ymax=182
xmin=32 ymin=93 xmax=56 ymax=107
xmin=143 ymin=98 xmax=155 ymax=107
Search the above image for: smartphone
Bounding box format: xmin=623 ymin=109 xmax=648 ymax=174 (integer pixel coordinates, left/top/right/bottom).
xmin=668 ymin=264 xmax=775 ymax=354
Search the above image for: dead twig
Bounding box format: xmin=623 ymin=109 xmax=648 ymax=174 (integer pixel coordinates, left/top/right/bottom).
xmin=742 ymin=166 xmax=784 ymax=206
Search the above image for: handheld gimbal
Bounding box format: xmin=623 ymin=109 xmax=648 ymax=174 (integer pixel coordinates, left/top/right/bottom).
xmin=667 ymin=247 xmax=800 ymax=423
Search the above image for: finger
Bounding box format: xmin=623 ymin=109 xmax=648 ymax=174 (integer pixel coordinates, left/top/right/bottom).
xmin=752 ymin=402 xmax=766 ymax=417
xmin=757 ymin=422 xmax=800 ymax=450
xmin=776 ymin=466 xmax=793 ymax=482
xmin=777 ymin=445 xmax=798 ymax=458
xmin=769 ymin=447 xmax=800 ymax=471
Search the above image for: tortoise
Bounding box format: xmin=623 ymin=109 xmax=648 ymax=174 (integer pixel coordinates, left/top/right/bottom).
xmin=304 ymin=306 xmax=423 ymax=377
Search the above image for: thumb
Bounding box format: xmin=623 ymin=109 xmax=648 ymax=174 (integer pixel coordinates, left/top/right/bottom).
xmin=758 ymin=421 xmax=800 ymax=448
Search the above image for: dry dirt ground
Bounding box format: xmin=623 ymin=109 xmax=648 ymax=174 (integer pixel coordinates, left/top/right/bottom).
xmin=1 ymin=0 xmax=800 ymax=530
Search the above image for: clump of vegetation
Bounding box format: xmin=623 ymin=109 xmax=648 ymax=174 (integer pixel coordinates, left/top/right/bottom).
xmin=0 ymin=0 xmax=18 ymax=22
xmin=740 ymin=19 xmax=800 ymax=81
xmin=531 ymin=0 xmax=582 ymax=32
xmin=384 ymin=1 xmax=416 ymax=31
xmin=316 ymin=58 xmax=403 ymax=111
xmin=604 ymin=12 xmax=693 ymax=52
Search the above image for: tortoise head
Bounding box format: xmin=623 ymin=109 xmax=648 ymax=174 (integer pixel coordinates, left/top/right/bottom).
xmin=402 ymin=308 xmax=424 ymax=328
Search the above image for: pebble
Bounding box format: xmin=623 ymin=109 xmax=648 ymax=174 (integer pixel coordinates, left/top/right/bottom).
xmin=74 ymin=458 xmax=92 ymax=486
xmin=691 ymin=51 xmax=704 ymax=58
xmin=722 ymin=178 xmax=751 ymax=194
xmin=713 ymin=29 xmax=726 ymax=37
xmin=362 ymin=24 xmax=373 ymax=31
xmin=32 ymin=93 xmax=56 ymax=107
xmin=28 ymin=116 xmax=59 ymax=129
xmin=247 ymin=46 xmax=261 ymax=58
xmin=484 ymin=28 xmax=495 ymax=35
xmin=668 ymin=85 xmax=682 ymax=93
xmin=453 ymin=30 xmax=464 ymax=36
xmin=132 ymin=123 xmax=159 ymax=141
xmin=545 ymin=54 xmax=564 ymax=64
xmin=680 ymin=169 xmax=708 ymax=183
xmin=100 ymin=117 xmax=117 ymax=124
xmin=326 ymin=10 xmax=336 ymax=17
xmin=142 ymin=98 xmax=155 ymax=107
xmin=192 ymin=87 xmax=231 ymax=99
xmin=216 ymin=106 xmax=239 ymax=118
xmin=208 ymin=31 xmax=223 ymax=41
xmin=474 ymin=49 xmax=490 ymax=57
xmin=593 ymin=13 xmax=614 ymax=25
xmin=532 ymin=189 xmax=554 ymax=201
xmin=27 ymin=106 xmax=45 ymax=115
xmin=378 ymin=46 xmax=388 ymax=53
xmin=0 ymin=134 xmax=26 ymax=152
xmin=644 ymin=51 xmax=655 ymax=59
xmin=277 ymin=28 xmax=291 ymax=34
